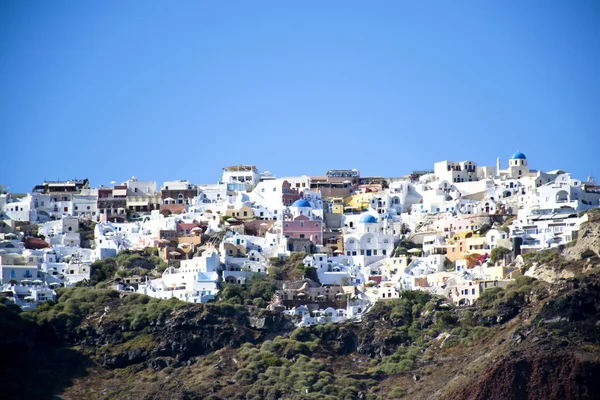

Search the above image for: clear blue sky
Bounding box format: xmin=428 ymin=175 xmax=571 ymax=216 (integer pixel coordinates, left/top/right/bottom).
xmin=1 ymin=1 xmax=599 ymax=192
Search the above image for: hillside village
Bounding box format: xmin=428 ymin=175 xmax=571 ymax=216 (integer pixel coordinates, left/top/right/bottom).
xmin=1 ymin=152 xmax=599 ymax=326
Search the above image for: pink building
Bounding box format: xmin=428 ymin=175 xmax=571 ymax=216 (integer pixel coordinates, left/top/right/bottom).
xmin=282 ymin=199 xmax=323 ymax=244
xmin=177 ymin=221 xmax=200 ymax=236
xmin=283 ymin=215 xmax=322 ymax=243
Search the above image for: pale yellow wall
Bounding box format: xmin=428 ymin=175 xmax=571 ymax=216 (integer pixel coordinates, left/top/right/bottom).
xmin=343 ymin=193 xmax=374 ymax=211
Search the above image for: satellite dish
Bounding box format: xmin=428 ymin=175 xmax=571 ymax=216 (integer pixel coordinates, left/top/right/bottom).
xmin=110 ymin=181 xmax=117 ymax=185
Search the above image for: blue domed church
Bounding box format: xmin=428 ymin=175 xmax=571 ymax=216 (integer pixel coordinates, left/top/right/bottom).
xmin=343 ymin=212 xmax=395 ymax=267
xmin=496 ymin=151 xmax=532 ymax=179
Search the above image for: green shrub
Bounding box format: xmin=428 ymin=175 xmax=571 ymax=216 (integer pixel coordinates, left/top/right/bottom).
xmin=581 ymin=248 xmax=597 ymax=259
xmin=478 ymin=287 xmax=504 ymax=305
xmin=442 ymin=336 xmax=460 ymax=349
xmin=252 ymin=298 xmax=267 ymax=308
xmin=234 ymin=368 xmax=257 ymax=384
xmin=262 ymin=354 xmax=282 ymax=367
xmin=390 ymin=387 xmax=407 ymax=398
xmin=490 ymin=247 xmax=511 ymax=264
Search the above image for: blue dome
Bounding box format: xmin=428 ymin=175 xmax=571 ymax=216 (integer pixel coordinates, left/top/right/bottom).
xmin=359 ymin=214 xmax=377 ymax=224
xmin=292 ymin=199 xmax=311 ymax=208
xmin=511 ymin=152 xmax=526 ymax=160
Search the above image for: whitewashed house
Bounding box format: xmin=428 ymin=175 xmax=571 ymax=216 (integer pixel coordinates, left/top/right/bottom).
xmin=137 ymin=246 xmax=220 ymax=303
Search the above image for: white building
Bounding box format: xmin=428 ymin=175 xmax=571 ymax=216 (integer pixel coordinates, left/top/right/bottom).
xmin=124 ymin=176 xmax=157 ymax=195
xmin=1 ymin=195 xmax=32 ymax=222
xmin=221 ymin=165 xmax=260 ymax=191
xmin=137 ymin=246 xmax=220 ymax=303
xmin=303 ymin=253 xmax=355 ymax=286
xmin=402 ymin=254 xmax=446 ymax=290
xmin=434 ymin=160 xmax=478 ymax=183
xmin=344 ymin=213 xmax=395 ymax=267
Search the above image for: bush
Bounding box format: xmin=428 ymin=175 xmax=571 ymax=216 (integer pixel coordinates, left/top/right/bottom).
xmin=390 ymin=387 xmax=407 ymax=398
xmin=433 ymin=310 xmax=457 ymax=328
xmin=478 ymin=287 xmax=504 ymax=306
xmin=490 ymin=247 xmax=511 ymax=264
xmin=89 ymin=259 xmax=118 ymax=286
xmin=248 ymin=279 xmax=277 ymax=302
xmin=442 ymin=336 xmax=460 ymax=349
xmin=253 ymin=298 xmax=267 ymax=308
xmin=234 ymin=368 xmax=257 ymax=384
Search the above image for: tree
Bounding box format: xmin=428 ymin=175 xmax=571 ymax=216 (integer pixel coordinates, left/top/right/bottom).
xmin=489 ymin=247 xmax=511 ymax=264
xmin=248 ymin=279 xmax=277 ymax=302
xmin=303 ymin=267 xmax=320 ymax=283
xmin=252 ymin=298 xmax=267 ymax=308
xmin=218 ymin=284 xmax=245 ymax=305
xmin=89 ymin=258 xmax=118 ymax=286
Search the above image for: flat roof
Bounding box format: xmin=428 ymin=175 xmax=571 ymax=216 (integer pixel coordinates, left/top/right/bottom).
xmin=223 ymin=165 xmax=257 ymax=172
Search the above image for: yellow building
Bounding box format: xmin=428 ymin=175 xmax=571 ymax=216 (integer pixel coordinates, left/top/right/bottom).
xmin=343 ymin=193 xmax=374 ymax=212
xmin=225 ymin=205 xmax=255 ymax=221
xmin=331 ymin=203 xmax=344 ymax=214
xmin=446 ymin=231 xmax=487 ymax=263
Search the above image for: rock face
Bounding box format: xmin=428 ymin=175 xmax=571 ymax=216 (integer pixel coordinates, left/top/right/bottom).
xmin=448 ymin=353 xmax=600 ymax=400
xmin=446 ymin=267 xmax=600 ymax=400
xmin=525 ymin=262 xmax=575 ymax=283
xmin=564 ymin=210 xmax=600 ymax=261
xmin=65 ymin=304 xmax=294 ymax=370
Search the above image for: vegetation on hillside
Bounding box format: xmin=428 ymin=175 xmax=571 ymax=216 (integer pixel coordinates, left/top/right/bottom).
xmin=87 ymin=247 xmax=168 ymax=286
xmin=3 ymin=216 xmax=600 ymax=399
xmin=218 ymin=275 xmax=278 ymax=308
xmin=268 ymin=252 xmax=319 ymax=282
